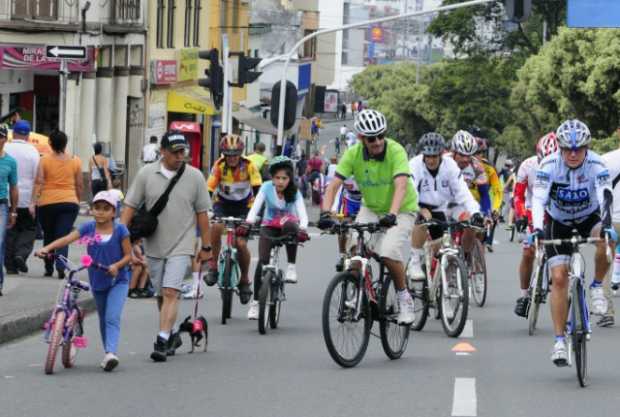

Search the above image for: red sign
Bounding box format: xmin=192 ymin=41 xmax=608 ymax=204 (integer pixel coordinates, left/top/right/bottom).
xmin=0 ymin=45 xmax=95 ymax=72
xmin=169 ymin=121 xmax=201 ymax=133
xmin=151 ymin=60 xmax=177 ymax=85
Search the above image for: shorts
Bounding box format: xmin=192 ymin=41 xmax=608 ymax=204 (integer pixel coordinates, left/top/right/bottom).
xmin=213 ymin=200 xmax=250 ymax=219
xmin=354 ymin=206 xmax=416 ymax=263
xmin=544 ymin=213 xmax=601 ymax=268
xmin=147 ymin=255 xmax=192 ymax=295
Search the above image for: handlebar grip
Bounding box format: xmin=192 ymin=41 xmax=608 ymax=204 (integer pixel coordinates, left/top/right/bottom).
xmin=75 ymin=281 xmax=90 ymax=291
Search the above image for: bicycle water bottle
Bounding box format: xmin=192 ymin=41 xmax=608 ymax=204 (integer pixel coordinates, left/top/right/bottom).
xmin=611 ymin=248 xmax=620 ymax=291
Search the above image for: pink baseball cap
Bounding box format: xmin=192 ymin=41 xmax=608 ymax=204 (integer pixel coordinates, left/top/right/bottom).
xmin=92 ymin=191 xmax=118 ymax=208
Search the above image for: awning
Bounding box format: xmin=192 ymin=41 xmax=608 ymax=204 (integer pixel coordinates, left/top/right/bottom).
xmin=167 ymin=87 xmax=217 ymax=116
xmin=233 ymin=107 xmax=277 ymax=135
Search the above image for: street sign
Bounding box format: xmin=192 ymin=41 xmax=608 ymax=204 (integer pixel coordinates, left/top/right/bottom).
xmin=46 ymin=45 xmax=87 ymax=59
xmin=568 ymin=0 xmax=620 ymax=28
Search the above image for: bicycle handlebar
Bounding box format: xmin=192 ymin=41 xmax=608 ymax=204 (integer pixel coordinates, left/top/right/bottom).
xmin=325 ymin=222 xmax=388 ymax=234
xmin=418 ymin=219 xmax=486 ymax=233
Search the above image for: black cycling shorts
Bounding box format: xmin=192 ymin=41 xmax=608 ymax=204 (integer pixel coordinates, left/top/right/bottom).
xmin=213 ymin=200 xmax=250 ymax=219
xmin=544 ymin=213 xmax=601 ymax=260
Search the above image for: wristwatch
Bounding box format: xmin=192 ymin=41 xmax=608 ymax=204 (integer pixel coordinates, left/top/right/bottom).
xmin=201 ymin=245 xmax=212 ymax=253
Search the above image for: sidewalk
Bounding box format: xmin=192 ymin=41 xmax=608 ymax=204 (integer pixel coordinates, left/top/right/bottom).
xmin=0 ymin=217 xmax=95 ymax=345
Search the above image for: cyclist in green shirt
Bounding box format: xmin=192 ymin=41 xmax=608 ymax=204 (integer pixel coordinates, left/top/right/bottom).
xmin=319 ymin=109 xmax=418 ymax=325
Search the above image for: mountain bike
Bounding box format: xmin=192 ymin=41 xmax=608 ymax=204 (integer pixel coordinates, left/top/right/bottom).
xmin=527 ymin=240 xmax=550 ymax=336
xmin=322 ymin=222 xmax=410 ymax=368
xmin=407 ymin=219 xmax=471 ymax=337
xmin=539 ymin=231 xmax=611 ymax=387
xmin=257 ymin=232 xmax=307 ymax=335
xmin=41 ymin=254 xmax=105 ymax=375
xmin=213 ymin=217 xmax=246 ymax=325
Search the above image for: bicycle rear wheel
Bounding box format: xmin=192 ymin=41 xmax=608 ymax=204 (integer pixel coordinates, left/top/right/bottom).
xmin=439 ymin=256 xmax=469 ymax=337
xmin=45 ymin=310 xmax=65 ymax=375
xmin=528 ymin=263 xmax=544 ymax=336
xmin=322 ymin=272 xmax=371 ymax=368
xmin=470 ymin=241 xmax=487 ymax=307
xmin=258 ymin=271 xmax=272 ymax=335
xmin=379 ymin=275 xmax=410 ymax=359
xmin=221 ymin=253 xmax=233 ymax=324
xmin=572 ymin=280 xmax=589 ymax=387
xmin=61 ymin=310 xmax=79 ymax=368
xmin=269 ymin=279 xmax=282 ymax=329
xmin=409 ymin=278 xmax=429 ymax=331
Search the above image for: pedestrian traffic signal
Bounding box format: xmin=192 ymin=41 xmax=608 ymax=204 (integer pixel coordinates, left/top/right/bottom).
xmin=238 ymin=53 xmax=262 ymax=86
xmin=503 ymin=0 xmax=532 ymax=22
xmin=270 ymin=81 xmax=298 ymax=131
xmin=198 ymin=48 xmax=224 ymax=110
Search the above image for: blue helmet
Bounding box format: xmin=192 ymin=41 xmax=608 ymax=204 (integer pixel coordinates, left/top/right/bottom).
xmin=556 ymin=119 xmax=591 ymax=150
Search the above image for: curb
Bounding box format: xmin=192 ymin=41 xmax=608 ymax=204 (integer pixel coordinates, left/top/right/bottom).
xmin=0 ymin=297 xmax=97 ymax=345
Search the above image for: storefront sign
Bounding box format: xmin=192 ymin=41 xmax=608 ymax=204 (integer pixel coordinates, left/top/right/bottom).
xmin=178 ymin=49 xmax=198 ymax=81
xmin=168 ymin=88 xmax=217 ymax=115
xmin=151 ymin=60 xmax=177 ymax=85
xmin=324 ymin=90 xmax=339 ymax=113
xmin=0 ymin=45 xmax=95 ymax=72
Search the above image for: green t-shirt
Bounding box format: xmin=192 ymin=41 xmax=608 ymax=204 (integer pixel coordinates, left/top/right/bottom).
xmin=247 ymin=153 xmax=267 ymax=172
xmin=335 ymin=138 xmax=418 ymax=214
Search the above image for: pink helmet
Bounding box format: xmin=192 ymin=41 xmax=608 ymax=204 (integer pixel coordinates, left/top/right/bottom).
xmin=536 ymin=132 xmax=558 ymax=160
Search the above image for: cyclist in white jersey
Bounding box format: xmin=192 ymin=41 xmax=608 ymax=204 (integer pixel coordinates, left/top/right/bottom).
xmin=513 ymin=132 xmax=558 ymax=317
xmin=530 ymin=119 xmax=615 ymax=366
xmin=407 ymin=133 xmax=483 ymax=280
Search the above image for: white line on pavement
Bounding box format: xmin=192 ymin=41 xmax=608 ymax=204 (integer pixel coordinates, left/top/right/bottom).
xmin=451 ymin=378 xmax=477 ymax=417
xmin=461 ymin=319 xmax=474 ymax=338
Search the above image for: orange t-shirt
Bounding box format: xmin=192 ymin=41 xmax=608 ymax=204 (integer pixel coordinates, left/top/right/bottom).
xmin=38 ymin=155 xmax=82 ymax=206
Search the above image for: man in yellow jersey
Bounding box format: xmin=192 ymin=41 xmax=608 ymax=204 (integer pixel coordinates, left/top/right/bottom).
xmin=474 ymin=137 xmax=502 ymax=252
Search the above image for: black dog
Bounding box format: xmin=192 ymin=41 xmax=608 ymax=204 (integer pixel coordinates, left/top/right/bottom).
xmin=179 ymin=316 xmax=208 ymax=353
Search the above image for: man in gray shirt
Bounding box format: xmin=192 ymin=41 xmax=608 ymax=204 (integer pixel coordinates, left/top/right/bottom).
xmin=121 ymin=130 xmax=212 ymax=362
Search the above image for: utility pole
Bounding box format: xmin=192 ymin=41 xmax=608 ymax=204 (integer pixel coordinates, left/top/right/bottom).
xmin=222 ymin=35 xmax=231 ymax=134
xmin=58 ymin=59 xmax=68 ymax=131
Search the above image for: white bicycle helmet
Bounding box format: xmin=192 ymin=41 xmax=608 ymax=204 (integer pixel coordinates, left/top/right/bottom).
xmin=451 ymin=130 xmax=478 ymax=156
xmin=556 ymin=119 xmax=591 ymax=149
xmin=354 ymin=109 xmax=387 ymax=136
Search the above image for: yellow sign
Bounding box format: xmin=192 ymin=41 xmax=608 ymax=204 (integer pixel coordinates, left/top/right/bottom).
xmin=179 ymin=48 xmax=198 ymax=81
xmin=168 ymin=88 xmax=217 ymax=115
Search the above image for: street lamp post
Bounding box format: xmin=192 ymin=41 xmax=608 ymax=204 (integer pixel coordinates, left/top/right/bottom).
xmin=275 ymin=0 xmax=497 ymax=147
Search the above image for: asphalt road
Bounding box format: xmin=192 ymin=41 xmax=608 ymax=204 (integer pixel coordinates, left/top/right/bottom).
xmin=2 ymin=228 xmax=620 ymax=417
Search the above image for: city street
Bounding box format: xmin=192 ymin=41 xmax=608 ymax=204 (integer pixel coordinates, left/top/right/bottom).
xmin=2 ymin=229 xmax=620 ymax=417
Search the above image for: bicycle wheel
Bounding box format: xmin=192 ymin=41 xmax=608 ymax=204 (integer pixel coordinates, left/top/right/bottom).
xmin=470 ymin=241 xmax=487 ymax=307
xmin=269 ymin=279 xmax=282 ymax=329
xmin=258 ymin=271 xmax=272 ymax=335
xmin=528 ymin=263 xmax=544 ymax=336
xmin=322 ymin=272 xmax=371 ymax=368
xmin=409 ymin=278 xmax=429 ymax=331
xmin=572 ymin=280 xmax=589 ymax=387
xmin=44 ymin=310 xmax=65 ymax=375
xmin=439 ymin=256 xmax=469 ymax=337
xmin=221 ymin=253 xmax=233 ymax=325
xmin=61 ymin=310 xmax=79 ymax=369
xmin=379 ymin=274 xmax=410 ymax=360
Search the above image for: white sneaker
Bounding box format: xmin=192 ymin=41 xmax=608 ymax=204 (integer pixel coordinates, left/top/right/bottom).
xmin=407 ymin=258 xmax=425 ymax=281
xmin=285 ymin=264 xmax=298 ymax=283
xmin=550 ymin=340 xmax=568 ymax=367
xmin=102 ymin=353 xmax=119 ymax=372
xmin=590 ymin=286 xmax=608 ymax=316
xmin=182 ymin=289 xmax=204 ymax=300
xmin=397 ymin=293 xmax=415 ymax=325
xmin=247 ymin=300 xmax=259 ymax=320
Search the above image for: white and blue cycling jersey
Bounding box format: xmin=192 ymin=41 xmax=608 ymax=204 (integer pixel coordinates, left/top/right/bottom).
xmin=532 ymin=150 xmax=612 ymax=230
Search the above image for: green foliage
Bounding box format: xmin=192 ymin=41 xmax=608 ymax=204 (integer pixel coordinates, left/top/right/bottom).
xmin=591 ymin=134 xmax=620 ymax=155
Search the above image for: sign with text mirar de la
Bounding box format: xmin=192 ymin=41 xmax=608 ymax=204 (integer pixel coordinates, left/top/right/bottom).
xmin=568 ymin=0 xmax=620 ymax=28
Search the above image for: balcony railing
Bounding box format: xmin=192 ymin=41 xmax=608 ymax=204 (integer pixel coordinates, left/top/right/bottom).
xmin=11 ymin=0 xmax=78 ymax=23
xmin=113 ymin=0 xmax=141 ymax=23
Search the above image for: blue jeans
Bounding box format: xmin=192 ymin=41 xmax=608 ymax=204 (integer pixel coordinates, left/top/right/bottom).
xmin=0 ymin=203 xmax=8 ymax=288
xmin=92 ymin=282 xmax=128 ymax=354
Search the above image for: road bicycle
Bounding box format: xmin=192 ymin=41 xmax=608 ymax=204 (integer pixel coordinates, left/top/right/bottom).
xmin=538 ymin=231 xmax=611 ymax=387
xmin=212 ymin=217 xmax=247 ymax=325
xmin=41 ymin=254 xmax=105 ymax=375
xmin=256 ymin=232 xmax=307 ymax=335
xmin=465 ymin=234 xmax=488 ymax=308
xmin=407 ymin=219 xmax=471 ymax=337
xmin=322 ymin=222 xmax=410 ymax=368
xmin=526 ymin=240 xmax=550 ymax=336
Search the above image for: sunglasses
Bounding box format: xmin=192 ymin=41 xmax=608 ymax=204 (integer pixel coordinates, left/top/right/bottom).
xmin=561 ymin=146 xmax=587 ymax=154
xmin=363 ymin=135 xmax=384 ymax=143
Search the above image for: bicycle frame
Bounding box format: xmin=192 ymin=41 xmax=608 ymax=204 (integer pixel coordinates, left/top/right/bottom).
xmin=215 ymin=217 xmax=244 ymax=289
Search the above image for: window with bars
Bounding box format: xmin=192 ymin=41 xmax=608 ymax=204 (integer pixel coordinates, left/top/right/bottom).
xmin=184 ymin=0 xmax=192 ymax=47
xmin=167 ymin=0 xmax=176 ymax=48
xmin=156 ymin=0 xmax=165 ymax=48
xmin=12 ymin=0 xmax=58 ymax=20
xmin=193 ymin=0 xmax=202 ymax=46
xmin=115 ymin=0 xmax=141 ymax=21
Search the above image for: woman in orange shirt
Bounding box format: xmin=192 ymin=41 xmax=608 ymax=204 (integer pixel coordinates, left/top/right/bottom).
xmin=32 ymin=130 xmax=83 ymax=279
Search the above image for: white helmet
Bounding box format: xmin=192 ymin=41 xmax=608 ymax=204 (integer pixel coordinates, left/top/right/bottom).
xmin=556 ymin=119 xmax=591 ymax=149
xmin=354 ymin=109 xmax=387 ymax=136
xmin=451 ymin=130 xmax=478 ymax=156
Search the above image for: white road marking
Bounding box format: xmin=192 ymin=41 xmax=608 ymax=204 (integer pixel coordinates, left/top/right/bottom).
xmin=4 ymin=375 xmax=15 ymax=379
xmin=451 ymin=378 xmax=477 ymax=416
xmin=455 ymin=352 xmax=471 ymax=356
xmin=461 ymin=319 xmax=474 ymax=338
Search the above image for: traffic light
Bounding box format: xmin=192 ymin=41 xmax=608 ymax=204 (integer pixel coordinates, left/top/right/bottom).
xmin=270 ymin=81 xmax=298 ymax=131
xmin=198 ymin=48 xmax=224 ymax=110
xmin=238 ymin=53 xmax=262 ymax=86
xmin=504 ymin=0 xmax=532 ymax=22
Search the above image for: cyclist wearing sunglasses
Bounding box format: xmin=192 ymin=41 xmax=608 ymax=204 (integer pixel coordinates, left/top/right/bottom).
xmin=319 ymin=109 xmax=418 ymax=325
xmin=530 ymin=119 xmax=616 ymax=366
